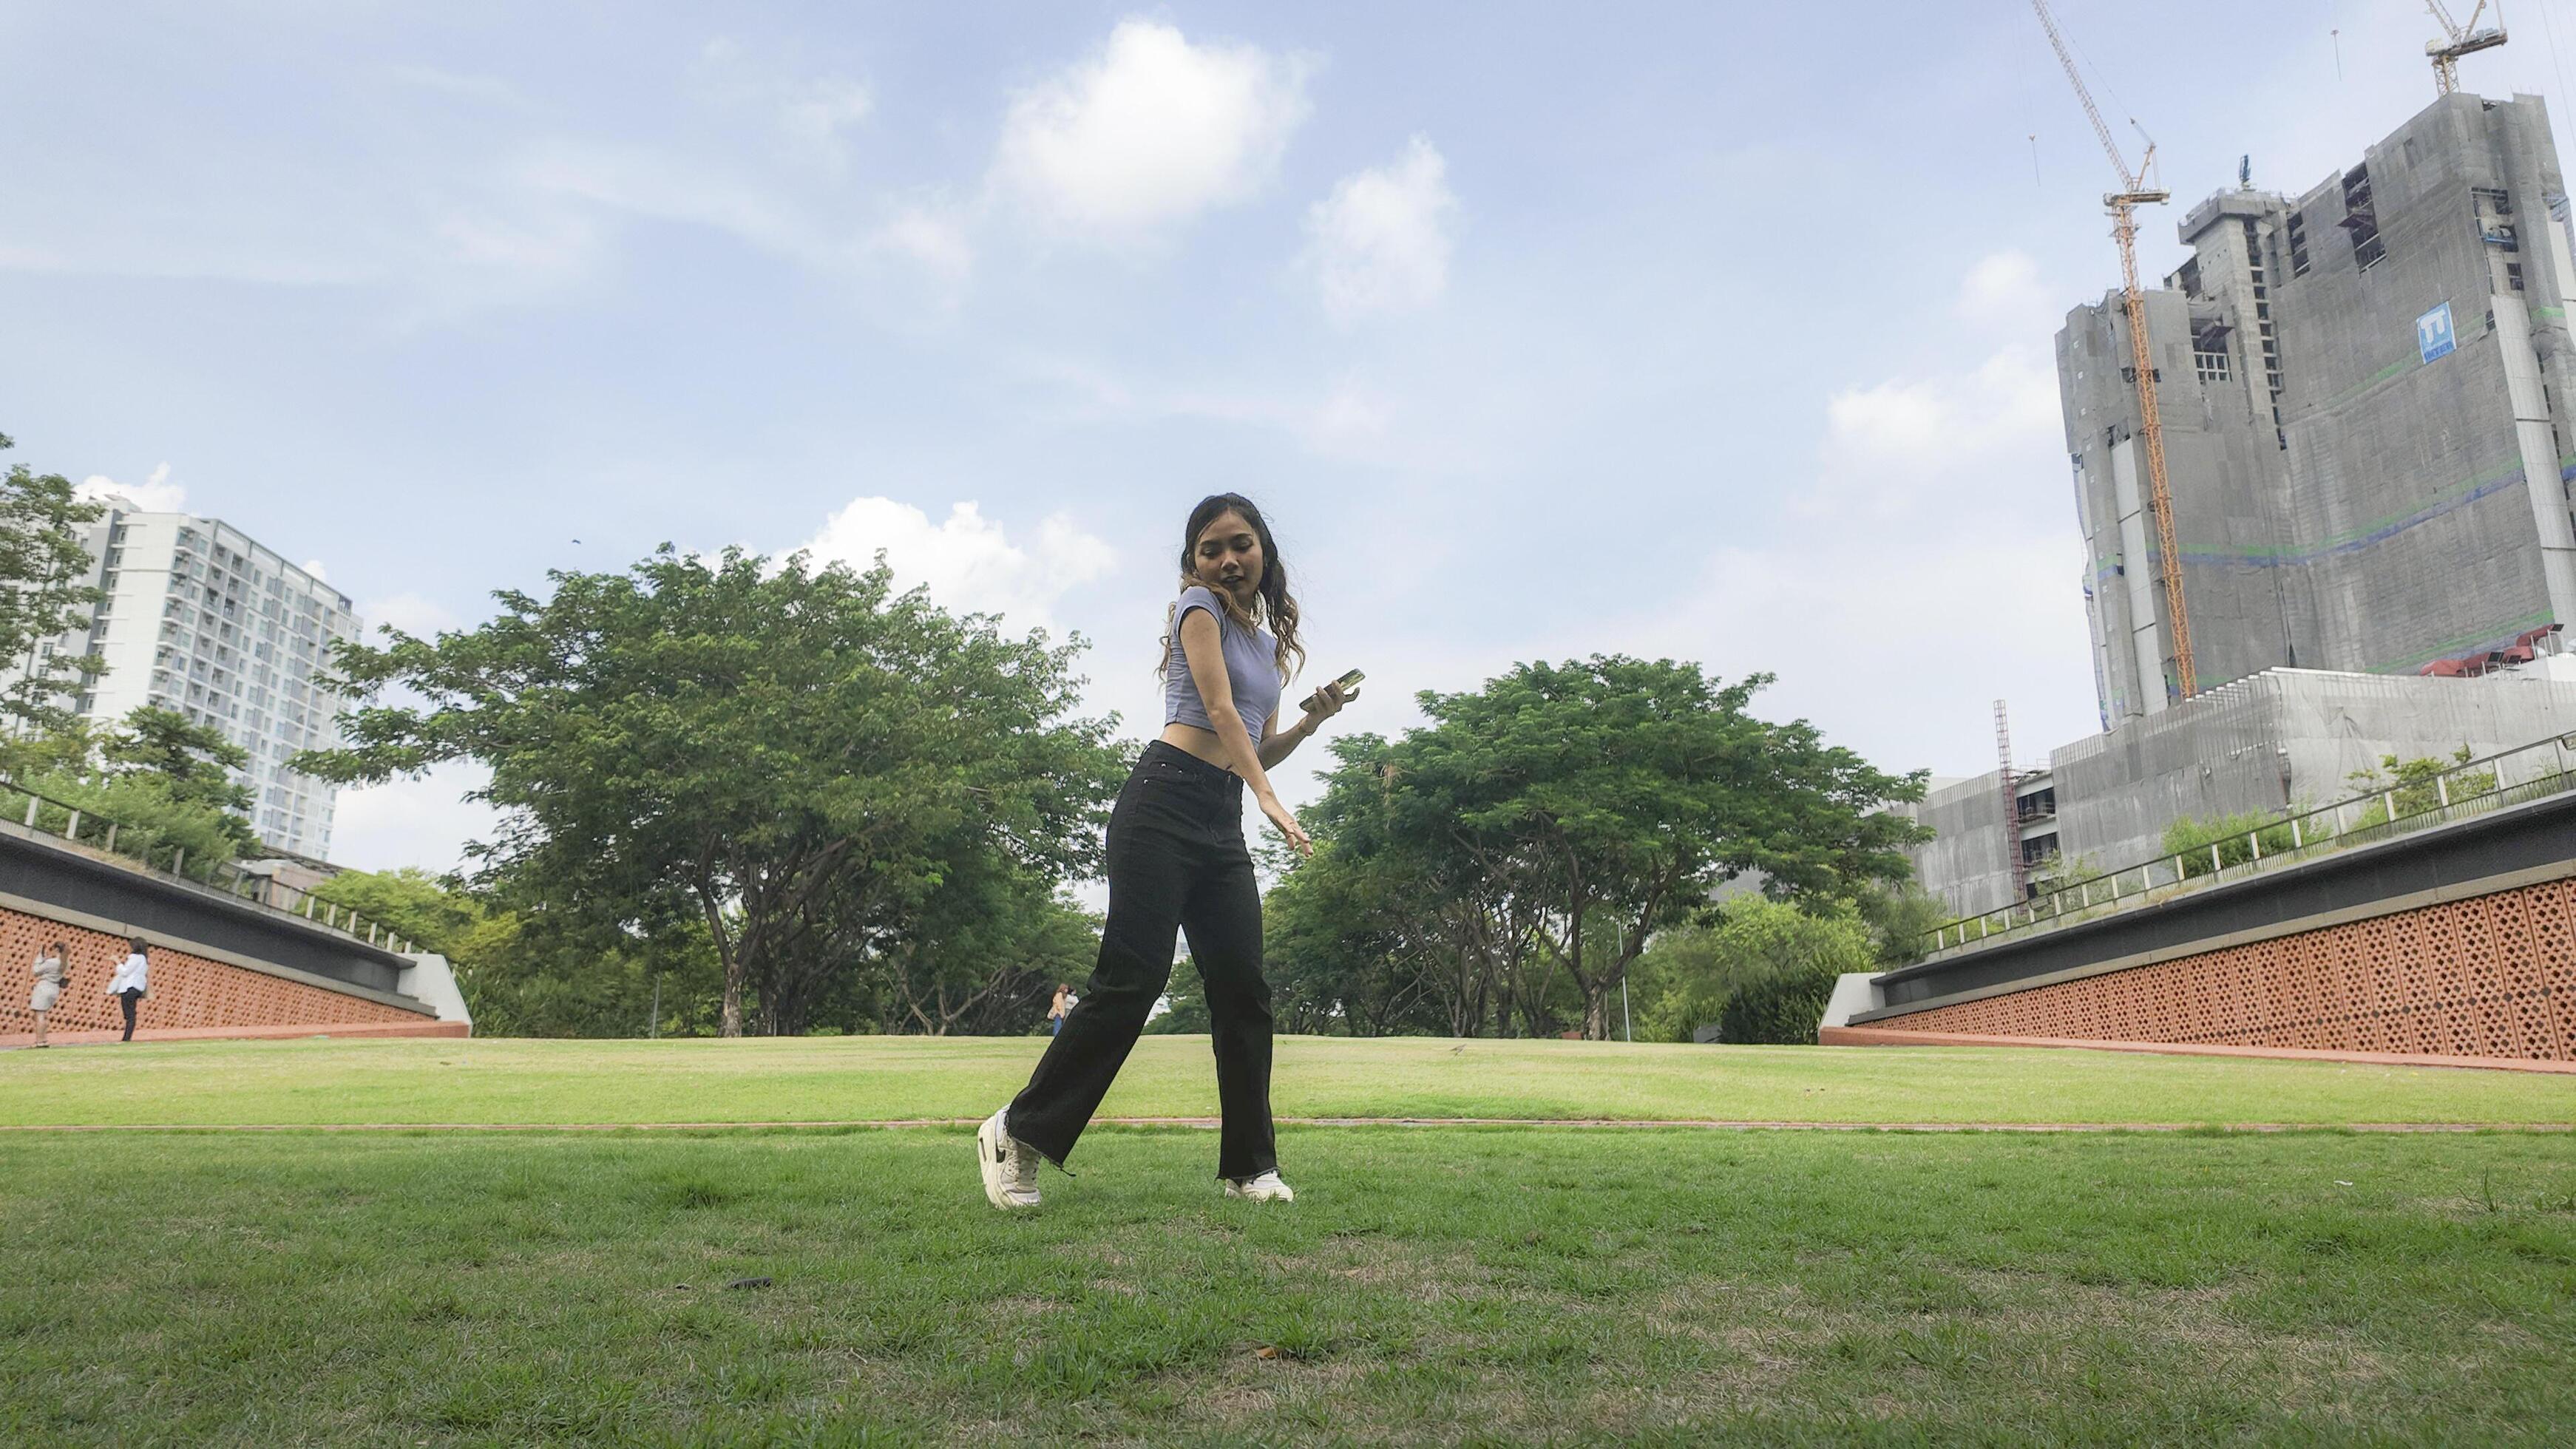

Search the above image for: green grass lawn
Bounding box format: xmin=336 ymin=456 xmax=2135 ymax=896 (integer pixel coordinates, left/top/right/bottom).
xmin=2 ymin=1127 xmax=2572 ymax=1444
xmin=2 ymin=1039 xmax=2571 ymax=1443
xmin=4 ymin=1034 xmax=2572 ymax=1127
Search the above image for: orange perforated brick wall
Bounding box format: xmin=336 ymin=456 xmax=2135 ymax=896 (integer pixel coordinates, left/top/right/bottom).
xmin=1876 ymin=878 xmax=2576 ymax=1062
xmin=1 ymin=903 xmax=431 ymax=1036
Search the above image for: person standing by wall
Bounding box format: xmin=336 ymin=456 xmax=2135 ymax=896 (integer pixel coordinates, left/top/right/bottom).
xmin=27 ymin=940 xmax=67 ymax=1048
xmin=104 ymin=937 xmax=149 ymax=1043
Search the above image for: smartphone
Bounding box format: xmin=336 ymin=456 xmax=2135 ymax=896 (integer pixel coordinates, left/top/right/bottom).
xmin=1304 ymin=668 xmax=1363 ymax=712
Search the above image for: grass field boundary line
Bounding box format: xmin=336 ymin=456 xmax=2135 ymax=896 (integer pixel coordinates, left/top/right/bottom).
xmin=2 ymin=1117 xmax=2567 ymax=1133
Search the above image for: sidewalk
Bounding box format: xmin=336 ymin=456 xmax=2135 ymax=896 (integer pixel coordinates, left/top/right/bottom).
xmin=1 ymin=1019 xmax=468 ymax=1050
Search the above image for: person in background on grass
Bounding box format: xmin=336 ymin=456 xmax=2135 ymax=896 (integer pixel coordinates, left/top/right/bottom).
xmin=976 ymin=493 xmax=1355 ymax=1211
xmin=104 ymin=937 xmax=148 ymax=1043
xmin=1047 ymin=983 xmax=1075 ymax=1036
xmin=27 ymin=940 xmax=67 ymax=1048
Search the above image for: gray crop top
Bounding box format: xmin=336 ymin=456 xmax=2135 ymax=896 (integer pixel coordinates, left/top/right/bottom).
xmin=1164 ymin=586 xmax=1284 ymax=744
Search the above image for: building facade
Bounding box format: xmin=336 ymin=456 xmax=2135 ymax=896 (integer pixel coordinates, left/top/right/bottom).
xmin=2060 ymin=91 xmax=2576 ymax=725
xmin=18 ymin=500 xmax=362 ymax=858
xmin=1907 ymin=663 xmax=2576 ymax=919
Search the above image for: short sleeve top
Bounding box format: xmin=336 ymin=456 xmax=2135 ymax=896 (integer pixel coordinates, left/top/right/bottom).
xmin=1163 ymin=586 xmax=1284 ymax=744
xmin=106 ymin=952 xmax=147 ymax=997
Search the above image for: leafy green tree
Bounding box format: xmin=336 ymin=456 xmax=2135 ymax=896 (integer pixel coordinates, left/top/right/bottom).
xmin=294 ymin=546 xmax=1126 ymax=1036
xmin=875 ymin=855 xmax=1101 ymax=1036
xmin=1630 ymin=897 xmax=1879 ymax=1043
xmin=1297 ymin=732 xmax=1576 ymax=1038
xmin=1144 ymin=977 xmax=1212 ymax=1035
xmin=1849 ymin=881 xmax=1950 ymax=966
xmin=4 ymin=706 xmax=262 ymax=876
xmin=101 ymin=705 xmax=259 ymax=848
xmin=0 ymin=432 xmax=105 ymax=749
xmin=2 ymin=766 xmax=252 ymax=878
xmin=1340 ymin=658 xmax=1927 ymax=1038
xmin=1258 ymin=841 xmax=1454 ymax=1036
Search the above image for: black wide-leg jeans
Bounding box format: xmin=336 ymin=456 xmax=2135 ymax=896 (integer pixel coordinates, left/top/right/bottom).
xmin=1009 ymin=741 xmax=1277 ymax=1181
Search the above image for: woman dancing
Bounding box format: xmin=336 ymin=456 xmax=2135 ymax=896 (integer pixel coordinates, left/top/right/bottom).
xmin=977 ymin=494 xmax=1354 ymax=1209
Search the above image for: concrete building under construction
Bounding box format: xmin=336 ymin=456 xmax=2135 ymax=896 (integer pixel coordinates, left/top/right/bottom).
xmin=1906 ymin=663 xmax=2576 ymax=918
xmin=2061 ymin=90 xmax=2576 ymax=724
xmin=1911 ymin=88 xmax=2576 ymax=920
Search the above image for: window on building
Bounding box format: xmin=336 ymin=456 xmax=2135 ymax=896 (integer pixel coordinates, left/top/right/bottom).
xmin=2194 ymin=348 xmax=2232 ymax=382
xmin=2509 ymin=261 xmax=2526 ymax=291
xmin=2342 ymin=164 xmax=2383 ymax=269
xmin=2287 ymin=210 xmax=2311 ymax=276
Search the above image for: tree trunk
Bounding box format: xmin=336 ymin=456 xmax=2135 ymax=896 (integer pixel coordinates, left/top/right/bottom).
xmin=703 ymin=885 xmax=745 ymax=1039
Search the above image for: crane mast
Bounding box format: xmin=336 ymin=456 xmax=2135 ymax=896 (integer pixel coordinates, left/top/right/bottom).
xmin=2029 ymin=0 xmax=2195 ymax=702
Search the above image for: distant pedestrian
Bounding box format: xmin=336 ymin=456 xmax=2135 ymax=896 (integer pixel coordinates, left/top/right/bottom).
xmin=1048 ymin=983 xmax=1076 ymax=1036
xmin=104 ymin=937 xmax=149 ymax=1043
xmin=27 ymin=940 xmax=67 ymax=1048
xmin=977 ymin=493 xmax=1356 ymax=1210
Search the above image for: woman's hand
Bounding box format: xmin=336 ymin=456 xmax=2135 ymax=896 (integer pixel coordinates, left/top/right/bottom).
xmin=1299 ymin=679 xmax=1353 ymax=731
xmin=1259 ymin=793 xmax=1313 ymax=859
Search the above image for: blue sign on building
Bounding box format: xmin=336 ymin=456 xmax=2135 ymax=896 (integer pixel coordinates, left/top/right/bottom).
xmin=2418 ymin=301 xmax=2456 ymax=363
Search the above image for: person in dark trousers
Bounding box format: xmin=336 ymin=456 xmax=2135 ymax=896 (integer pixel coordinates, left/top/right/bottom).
xmin=104 ymin=937 xmax=149 ymax=1042
xmin=977 ymin=494 xmax=1355 ymax=1210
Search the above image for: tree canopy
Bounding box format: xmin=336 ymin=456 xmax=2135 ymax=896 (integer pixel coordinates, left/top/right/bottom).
xmin=295 ymin=545 xmax=1127 ymax=1036
xmin=0 ymin=431 xmax=104 ymax=750
xmin=1297 ymin=656 xmax=1928 ymax=1039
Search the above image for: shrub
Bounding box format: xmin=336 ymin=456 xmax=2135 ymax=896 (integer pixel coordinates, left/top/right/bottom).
xmin=2162 ymin=810 xmax=2296 ymax=879
xmin=2342 ymin=747 xmax=2495 ymax=830
xmin=1717 ymin=962 xmax=1843 ymax=1045
xmin=1634 ymin=897 xmax=1880 ymax=1046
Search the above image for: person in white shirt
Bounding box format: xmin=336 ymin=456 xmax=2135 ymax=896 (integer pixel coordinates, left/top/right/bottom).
xmin=104 ymin=937 xmax=149 ymax=1043
xmin=27 ymin=940 xmax=67 ymax=1048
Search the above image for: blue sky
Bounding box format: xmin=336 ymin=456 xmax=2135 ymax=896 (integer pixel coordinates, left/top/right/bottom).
xmin=5 ymin=1 xmax=2566 ymax=872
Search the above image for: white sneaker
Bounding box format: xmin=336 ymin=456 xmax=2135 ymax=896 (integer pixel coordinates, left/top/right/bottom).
xmin=976 ymin=1107 xmax=1042 ymax=1209
xmin=1224 ymin=1170 xmax=1295 ymax=1203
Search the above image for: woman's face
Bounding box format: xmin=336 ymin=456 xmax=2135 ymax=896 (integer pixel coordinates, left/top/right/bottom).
xmin=1193 ymin=511 xmax=1264 ymax=603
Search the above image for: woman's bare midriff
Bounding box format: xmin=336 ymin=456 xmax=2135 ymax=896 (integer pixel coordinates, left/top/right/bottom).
xmin=1157 ymin=721 xmax=1237 ymax=773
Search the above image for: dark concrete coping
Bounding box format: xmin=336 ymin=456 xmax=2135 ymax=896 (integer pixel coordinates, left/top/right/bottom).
xmin=0 ymin=823 xmax=427 ymax=1008
xmin=1857 ymin=787 xmax=2576 ymax=1023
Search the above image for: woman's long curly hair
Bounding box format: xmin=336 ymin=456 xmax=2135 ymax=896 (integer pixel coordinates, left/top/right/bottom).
xmin=1156 ymin=493 xmax=1306 ymax=685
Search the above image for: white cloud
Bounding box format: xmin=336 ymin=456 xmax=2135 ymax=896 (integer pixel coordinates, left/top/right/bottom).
xmin=1624 ymin=251 xmax=2098 ymax=776
xmin=696 ymin=38 xmax=874 ymax=170
xmin=1954 ymin=248 xmax=2060 ymax=339
xmin=992 ymin=18 xmax=1312 ymax=241
xmin=328 ymin=761 xmax=501 ymax=876
xmin=1808 ymin=344 xmax=2061 ymax=522
xmin=871 ymin=197 xmax=975 ymax=283
xmin=799 ymin=498 xmax=1116 ymax=633
xmin=1303 ymin=135 xmax=1457 ymax=324
xmin=514 ymin=140 xmax=821 ymax=262
xmin=300 ymin=558 xmax=331 ymax=584
xmin=356 ymin=590 xmax=461 ymax=637
xmin=74 ymin=462 xmax=186 ymax=513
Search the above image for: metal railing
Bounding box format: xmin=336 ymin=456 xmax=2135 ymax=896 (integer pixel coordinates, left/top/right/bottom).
xmin=0 ymin=775 xmax=415 ymax=955
xmin=1919 ymin=730 xmax=2576 ymax=956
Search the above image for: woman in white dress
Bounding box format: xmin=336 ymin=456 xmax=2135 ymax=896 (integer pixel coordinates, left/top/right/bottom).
xmin=27 ymin=940 xmax=67 ymax=1048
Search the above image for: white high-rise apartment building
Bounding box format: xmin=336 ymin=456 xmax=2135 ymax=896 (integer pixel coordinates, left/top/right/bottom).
xmin=20 ymin=498 xmax=364 ymax=858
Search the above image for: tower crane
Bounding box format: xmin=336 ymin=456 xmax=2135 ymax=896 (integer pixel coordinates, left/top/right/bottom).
xmin=2028 ymin=0 xmax=2195 ymax=701
xmin=2426 ymin=2 xmax=2507 ymax=97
